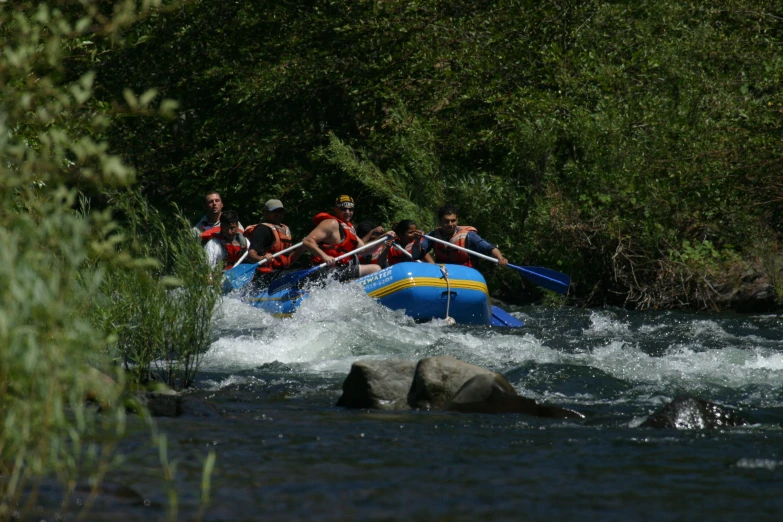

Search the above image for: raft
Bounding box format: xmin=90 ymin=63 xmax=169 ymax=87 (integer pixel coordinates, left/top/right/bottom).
xmin=247 ymin=262 xmax=524 ymax=327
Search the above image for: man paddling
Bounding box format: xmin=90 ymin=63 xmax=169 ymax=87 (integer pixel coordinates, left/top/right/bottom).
xmin=424 ymin=205 xmax=508 ymax=267
xmin=246 ymin=199 xmax=303 ymax=274
xmin=203 ymin=210 xmax=250 ymax=270
xmin=192 ymin=190 xmax=242 ymax=237
xmin=302 ymin=195 xmax=384 ymax=280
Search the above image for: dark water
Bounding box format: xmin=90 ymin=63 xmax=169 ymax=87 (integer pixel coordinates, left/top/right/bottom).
xmin=81 ymin=284 xmax=783 ymax=520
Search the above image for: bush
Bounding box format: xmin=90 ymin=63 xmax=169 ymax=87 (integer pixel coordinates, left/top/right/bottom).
xmin=91 ymin=190 xmax=222 ymax=389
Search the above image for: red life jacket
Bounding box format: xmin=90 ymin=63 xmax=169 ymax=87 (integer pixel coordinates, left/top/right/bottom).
xmin=200 ymin=224 xmax=244 ymax=244
xmin=360 ymin=244 xmax=385 ymax=265
xmin=310 ymin=212 xmax=359 ymax=266
xmin=201 ymin=229 xmax=248 ymax=270
xmin=387 ymin=240 xmax=415 ymax=266
xmin=243 ymin=223 xmax=293 ymax=273
xmin=432 ymin=226 xmax=477 ymax=267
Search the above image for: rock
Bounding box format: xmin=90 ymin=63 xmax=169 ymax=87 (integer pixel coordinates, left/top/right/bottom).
xmin=336 ymin=359 xmax=417 ymax=410
xmin=407 ymin=356 xmax=499 ymax=410
xmin=82 ymin=367 xmax=119 ymax=408
xmin=640 ymin=395 xmax=747 ymax=429
xmin=128 ymin=392 xmax=222 ymax=418
xmin=445 ymin=374 xmax=584 ymax=419
xmin=180 ymin=396 xmax=222 ymax=417
xmin=134 ymin=391 xmax=180 ymax=417
xmin=713 ymin=262 xmax=782 ymax=313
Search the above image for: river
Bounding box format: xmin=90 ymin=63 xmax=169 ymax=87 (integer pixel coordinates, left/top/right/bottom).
xmin=79 ymin=281 xmax=783 ymax=520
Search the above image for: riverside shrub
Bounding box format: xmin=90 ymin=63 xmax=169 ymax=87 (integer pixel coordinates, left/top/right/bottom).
xmin=1 ymin=1 xmax=214 ymax=518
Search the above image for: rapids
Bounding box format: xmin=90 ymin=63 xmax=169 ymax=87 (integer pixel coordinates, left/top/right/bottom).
xmin=78 ymin=283 xmax=783 ymax=520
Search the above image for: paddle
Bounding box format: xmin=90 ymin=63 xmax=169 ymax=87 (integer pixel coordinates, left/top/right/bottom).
xmin=267 ymin=234 xmax=393 ymax=294
xmin=392 ymin=243 xmax=422 ymax=263
xmin=423 ymin=234 xmax=570 ymax=294
xmin=235 ymin=240 xmax=252 ymax=266
xmin=224 ymin=241 xmax=304 ymax=291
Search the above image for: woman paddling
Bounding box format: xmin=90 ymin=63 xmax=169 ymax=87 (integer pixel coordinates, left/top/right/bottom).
xmin=385 ymin=220 xmax=435 ymax=266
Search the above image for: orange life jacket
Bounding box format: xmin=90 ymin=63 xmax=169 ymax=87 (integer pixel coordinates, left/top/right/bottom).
xmin=360 ymin=244 xmax=386 ymax=265
xmin=200 ymin=224 xmax=244 ymax=244
xmin=387 ymin=240 xmax=415 ymax=266
xmin=310 ymin=212 xmax=359 ymax=266
xmin=432 ymin=226 xmax=477 ymax=267
xmin=243 ymin=223 xmax=293 ymax=273
xmin=201 ymin=229 xmax=248 ymax=270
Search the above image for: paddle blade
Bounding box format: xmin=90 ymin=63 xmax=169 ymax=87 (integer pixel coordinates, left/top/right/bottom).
xmin=490 ymin=306 xmax=525 ymax=328
xmin=509 ymin=264 xmax=570 ymax=294
xmin=223 ymin=263 xmax=259 ymax=291
xmin=267 ymin=267 xmax=318 ymax=294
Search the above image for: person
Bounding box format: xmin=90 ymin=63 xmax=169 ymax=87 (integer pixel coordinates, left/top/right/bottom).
xmin=203 ymin=210 xmax=249 ymax=270
xmin=423 ymin=205 xmax=508 ymax=267
xmin=302 ymin=195 xmax=385 ymax=280
xmin=356 ymin=221 xmax=386 ymax=265
xmin=192 ymin=190 xmax=242 ymax=237
xmin=245 ymin=199 xmax=303 ymax=276
xmin=385 ymin=220 xmax=435 ymax=266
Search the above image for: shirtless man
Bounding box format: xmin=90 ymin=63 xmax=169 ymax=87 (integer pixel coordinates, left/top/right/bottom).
xmin=302 ymin=195 xmax=384 ymax=280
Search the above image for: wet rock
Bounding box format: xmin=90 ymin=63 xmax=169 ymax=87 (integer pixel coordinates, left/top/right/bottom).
xmin=82 ymin=367 xmax=119 ymax=408
xmin=445 ymin=374 xmax=585 ymax=419
xmin=641 ymin=395 xmax=747 ymax=429
xmin=73 ymin=481 xmax=147 ymax=507
xmin=407 ymin=356 xmax=498 ymax=410
xmin=714 ymin=262 xmax=782 ymax=313
xmin=180 ymin=396 xmax=222 ymax=417
xmin=129 ymin=391 xmax=221 ymax=418
xmin=336 ymin=359 xmax=416 ymax=410
xmin=134 ymin=391 xmax=180 ymax=417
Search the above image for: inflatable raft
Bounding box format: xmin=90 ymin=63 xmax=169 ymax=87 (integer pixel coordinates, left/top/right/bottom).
xmin=247 ymin=262 xmax=524 ymax=327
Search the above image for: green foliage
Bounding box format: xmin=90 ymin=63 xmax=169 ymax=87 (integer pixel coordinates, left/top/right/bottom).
xmin=91 ymin=190 xmax=221 ymax=389
xmin=93 ymin=0 xmax=782 ymax=307
xmin=0 ymin=0 xmax=211 ymax=518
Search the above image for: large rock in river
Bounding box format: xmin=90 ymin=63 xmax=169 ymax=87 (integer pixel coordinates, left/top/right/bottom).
xmin=640 ymin=395 xmax=747 ymax=429
xmin=336 ymin=359 xmax=417 ymax=410
xmin=407 ymin=356 xmax=502 ymax=410
xmin=445 ymin=374 xmax=585 ymax=419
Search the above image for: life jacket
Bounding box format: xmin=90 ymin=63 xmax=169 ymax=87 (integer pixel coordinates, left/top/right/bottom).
xmin=387 ymin=240 xmax=415 ymax=266
xmin=432 ymin=226 xmax=477 ymax=267
xmin=200 ymin=223 xmax=244 ymax=245
xmin=310 ymin=212 xmax=359 ymax=266
xmin=361 ymin=244 xmax=385 ymax=265
xmin=243 ymin=223 xmax=293 ymax=273
xmin=202 ymin=230 xmax=248 ymax=270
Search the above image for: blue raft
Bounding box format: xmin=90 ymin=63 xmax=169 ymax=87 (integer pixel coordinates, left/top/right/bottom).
xmin=247 ymin=262 xmax=524 ymax=327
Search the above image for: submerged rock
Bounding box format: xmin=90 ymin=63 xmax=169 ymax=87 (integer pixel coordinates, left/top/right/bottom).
xmin=641 ymin=395 xmax=747 ymax=429
xmin=336 ymin=359 xmax=416 ymax=410
xmin=129 ymin=391 xmax=221 ymax=418
xmin=407 ymin=355 xmax=498 ymax=410
xmin=445 ymin=374 xmax=585 ymax=419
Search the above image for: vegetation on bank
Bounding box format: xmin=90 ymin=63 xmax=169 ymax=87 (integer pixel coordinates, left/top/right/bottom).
xmin=95 ymin=0 xmax=782 ymax=309
xmin=1 ymin=1 xmax=215 ymax=518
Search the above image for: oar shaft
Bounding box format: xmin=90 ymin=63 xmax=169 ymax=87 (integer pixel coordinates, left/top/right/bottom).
xmin=392 ymin=243 xmax=421 ymax=262
xmin=424 ymin=234 xmax=499 ymax=264
xmin=257 ymin=241 xmax=303 ymax=266
xmin=316 ymin=234 xmax=392 ymax=268
xmin=234 ymin=239 xmax=251 ymax=266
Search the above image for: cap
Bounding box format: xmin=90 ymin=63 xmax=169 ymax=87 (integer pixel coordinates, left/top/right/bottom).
xmin=335 ymin=195 xmax=354 ymax=208
xmin=263 ymin=199 xmax=284 ymax=212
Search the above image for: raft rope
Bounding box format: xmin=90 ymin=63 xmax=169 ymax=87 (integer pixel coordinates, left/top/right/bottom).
xmin=438 ymin=264 xmax=456 ymax=325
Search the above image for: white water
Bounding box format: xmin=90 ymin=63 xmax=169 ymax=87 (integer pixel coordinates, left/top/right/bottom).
xmin=202 ymin=288 xmax=783 ymax=407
